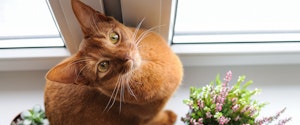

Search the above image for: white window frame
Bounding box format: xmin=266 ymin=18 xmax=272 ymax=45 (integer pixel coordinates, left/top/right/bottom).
xmin=78 ymin=0 xmax=300 ymax=66
xmin=42 ymin=0 xmax=300 ymax=66
xmin=0 ymin=48 xmax=69 ymax=71
xmin=170 ymin=0 xmax=300 ymax=66
xmin=2 ymin=0 xmax=300 ymax=71
xmin=0 ymin=0 xmax=70 ymax=71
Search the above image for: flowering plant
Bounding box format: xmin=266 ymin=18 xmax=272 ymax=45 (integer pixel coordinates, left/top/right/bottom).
xmin=181 ymin=71 xmax=291 ymax=125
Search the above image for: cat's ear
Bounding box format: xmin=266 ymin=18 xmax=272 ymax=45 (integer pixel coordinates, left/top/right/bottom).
xmin=71 ymin=0 xmax=110 ymax=36
xmin=46 ymin=58 xmax=85 ymax=85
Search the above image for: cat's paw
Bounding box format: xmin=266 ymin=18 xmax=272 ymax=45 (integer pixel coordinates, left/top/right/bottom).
xmin=164 ymin=110 xmax=177 ymax=125
xmin=147 ymin=110 xmax=177 ymax=125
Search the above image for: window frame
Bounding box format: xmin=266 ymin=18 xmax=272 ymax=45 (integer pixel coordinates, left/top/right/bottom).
xmin=2 ymin=0 xmax=300 ymax=71
xmin=0 ymin=0 xmax=70 ymax=71
xmin=0 ymin=48 xmax=70 ymax=71
xmin=0 ymin=0 xmax=65 ymax=49
xmin=170 ymin=0 xmax=300 ymax=66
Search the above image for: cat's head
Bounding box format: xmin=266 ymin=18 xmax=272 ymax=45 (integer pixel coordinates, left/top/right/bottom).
xmin=46 ymin=0 xmax=141 ymax=89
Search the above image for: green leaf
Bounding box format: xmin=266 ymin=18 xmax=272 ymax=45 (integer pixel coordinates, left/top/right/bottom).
xmin=242 ymin=80 xmax=253 ymax=90
xmin=237 ymin=75 xmax=246 ymax=83
xmin=21 ymin=110 xmax=32 ymax=119
xmin=204 ymin=106 xmax=211 ymax=112
xmin=183 ymin=99 xmax=192 ymax=105
xmin=214 ymin=112 xmax=223 ymax=119
xmin=191 ymin=112 xmax=196 ymax=118
xmin=40 ymin=112 xmax=46 ymax=119
xmin=23 ymin=119 xmax=32 ymax=125
xmin=32 ymin=105 xmax=42 ymax=113
xmin=232 ymin=75 xmax=245 ymax=91
xmin=210 ymin=104 xmax=216 ymax=111
xmin=215 ymin=74 xmax=222 ymax=86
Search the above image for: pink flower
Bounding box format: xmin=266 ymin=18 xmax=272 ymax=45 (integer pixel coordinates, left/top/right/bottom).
xmin=249 ymin=109 xmax=257 ymax=117
xmin=206 ymin=112 xmax=212 ymax=118
xmin=241 ymin=105 xmax=250 ymax=113
xmin=231 ymin=98 xmax=238 ymax=105
xmin=216 ymin=103 xmax=223 ymax=112
xmin=189 ymin=118 xmax=204 ymax=125
xmin=218 ymin=116 xmax=230 ymax=125
xmin=232 ymin=104 xmax=240 ymax=112
xmin=217 ymin=96 xmax=222 ymax=103
xmin=198 ymin=100 xmax=204 ymax=109
xmin=198 ymin=118 xmax=203 ymax=123
xmin=277 ymin=117 xmax=292 ymax=125
xmin=224 ymin=70 xmax=232 ymax=83
xmin=220 ymin=97 xmax=225 ymax=104
xmin=213 ymin=95 xmax=217 ymax=103
xmin=234 ymin=115 xmax=240 ymax=121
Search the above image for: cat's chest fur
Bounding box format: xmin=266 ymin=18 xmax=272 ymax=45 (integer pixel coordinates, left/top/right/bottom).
xmin=45 ymin=83 xmax=151 ymax=125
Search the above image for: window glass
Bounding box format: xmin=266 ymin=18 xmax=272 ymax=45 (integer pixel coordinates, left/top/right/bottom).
xmin=0 ymin=0 xmax=64 ymax=48
xmin=173 ymin=0 xmax=300 ymax=43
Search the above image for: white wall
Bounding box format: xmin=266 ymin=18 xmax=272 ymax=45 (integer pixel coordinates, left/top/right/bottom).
xmin=0 ymin=70 xmax=46 ymax=125
xmin=1 ymin=64 xmax=299 ymax=124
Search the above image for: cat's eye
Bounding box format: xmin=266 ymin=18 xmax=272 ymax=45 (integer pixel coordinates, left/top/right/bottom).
xmin=98 ymin=61 xmax=110 ymax=72
xmin=109 ymin=32 xmax=120 ymax=44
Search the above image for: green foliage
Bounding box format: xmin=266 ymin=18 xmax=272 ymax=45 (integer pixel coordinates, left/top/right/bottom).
xmin=181 ymin=71 xmax=290 ymax=125
xmin=11 ymin=105 xmax=49 ymax=125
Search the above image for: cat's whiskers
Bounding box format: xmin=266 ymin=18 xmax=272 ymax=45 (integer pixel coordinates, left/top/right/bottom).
xmin=67 ymin=57 xmax=94 ymax=68
xmin=103 ymin=19 xmax=165 ymax=113
xmin=104 ymin=75 xmax=122 ymax=112
xmin=103 ymin=72 xmax=137 ymax=113
xmin=124 ymin=72 xmax=137 ymax=100
xmin=131 ymin=19 xmax=164 ymax=49
xmin=119 ymin=75 xmax=126 ymax=113
xmin=61 ymin=58 xmax=94 ymax=83
xmin=135 ymin=26 xmax=162 ymax=45
xmin=118 ymin=73 xmax=136 ymax=112
xmin=75 ymin=64 xmax=89 ymax=84
xmin=132 ymin=18 xmax=145 ymax=42
xmin=131 ymin=18 xmax=147 ymax=48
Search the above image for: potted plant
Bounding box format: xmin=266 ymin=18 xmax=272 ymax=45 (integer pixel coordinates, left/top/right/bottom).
xmin=181 ymin=71 xmax=291 ymax=125
xmin=11 ymin=105 xmax=49 ymax=125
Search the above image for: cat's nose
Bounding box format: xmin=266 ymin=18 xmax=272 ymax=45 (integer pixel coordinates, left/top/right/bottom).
xmin=122 ymin=56 xmax=132 ymax=62
xmin=121 ymin=53 xmax=133 ymax=62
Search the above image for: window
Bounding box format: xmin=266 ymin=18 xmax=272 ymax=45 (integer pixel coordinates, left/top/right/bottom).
xmin=0 ymin=0 xmax=64 ymax=48
xmin=46 ymin=0 xmax=300 ymax=66
xmin=173 ymin=0 xmax=300 ymax=44
xmin=0 ymin=0 xmax=69 ymax=71
xmin=170 ymin=0 xmax=300 ymax=66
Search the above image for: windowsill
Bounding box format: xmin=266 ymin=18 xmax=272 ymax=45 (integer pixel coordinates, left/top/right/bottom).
xmin=0 ymin=48 xmax=70 ymax=71
xmin=2 ymin=43 xmax=300 ymax=71
xmin=171 ymin=42 xmax=300 ymax=66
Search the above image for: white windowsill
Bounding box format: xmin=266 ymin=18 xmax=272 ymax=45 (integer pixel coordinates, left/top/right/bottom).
xmin=172 ymin=42 xmax=300 ymax=66
xmin=1 ymin=43 xmax=300 ymax=71
xmin=0 ymin=48 xmax=70 ymax=71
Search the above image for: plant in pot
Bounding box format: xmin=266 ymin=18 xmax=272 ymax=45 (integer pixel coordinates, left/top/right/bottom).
xmin=11 ymin=105 xmax=49 ymax=125
xmin=181 ymin=71 xmax=292 ymax=125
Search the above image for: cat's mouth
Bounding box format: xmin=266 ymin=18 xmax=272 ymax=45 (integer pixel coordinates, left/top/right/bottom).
xmin=120 ymin=60 xmax=132 ymax=74
xmin=120 ymin=54 xmax=141 ymax=74
xmin=120 ymin=59 xmax=138 ymax=74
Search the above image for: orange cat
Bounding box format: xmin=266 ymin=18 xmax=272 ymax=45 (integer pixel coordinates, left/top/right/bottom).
xmin=44 ymin=0 xmax=183 ymax=124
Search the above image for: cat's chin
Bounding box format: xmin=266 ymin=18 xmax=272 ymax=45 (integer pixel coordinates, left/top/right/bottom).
xmin=132 ymin=54 xmax=142 ymax=70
